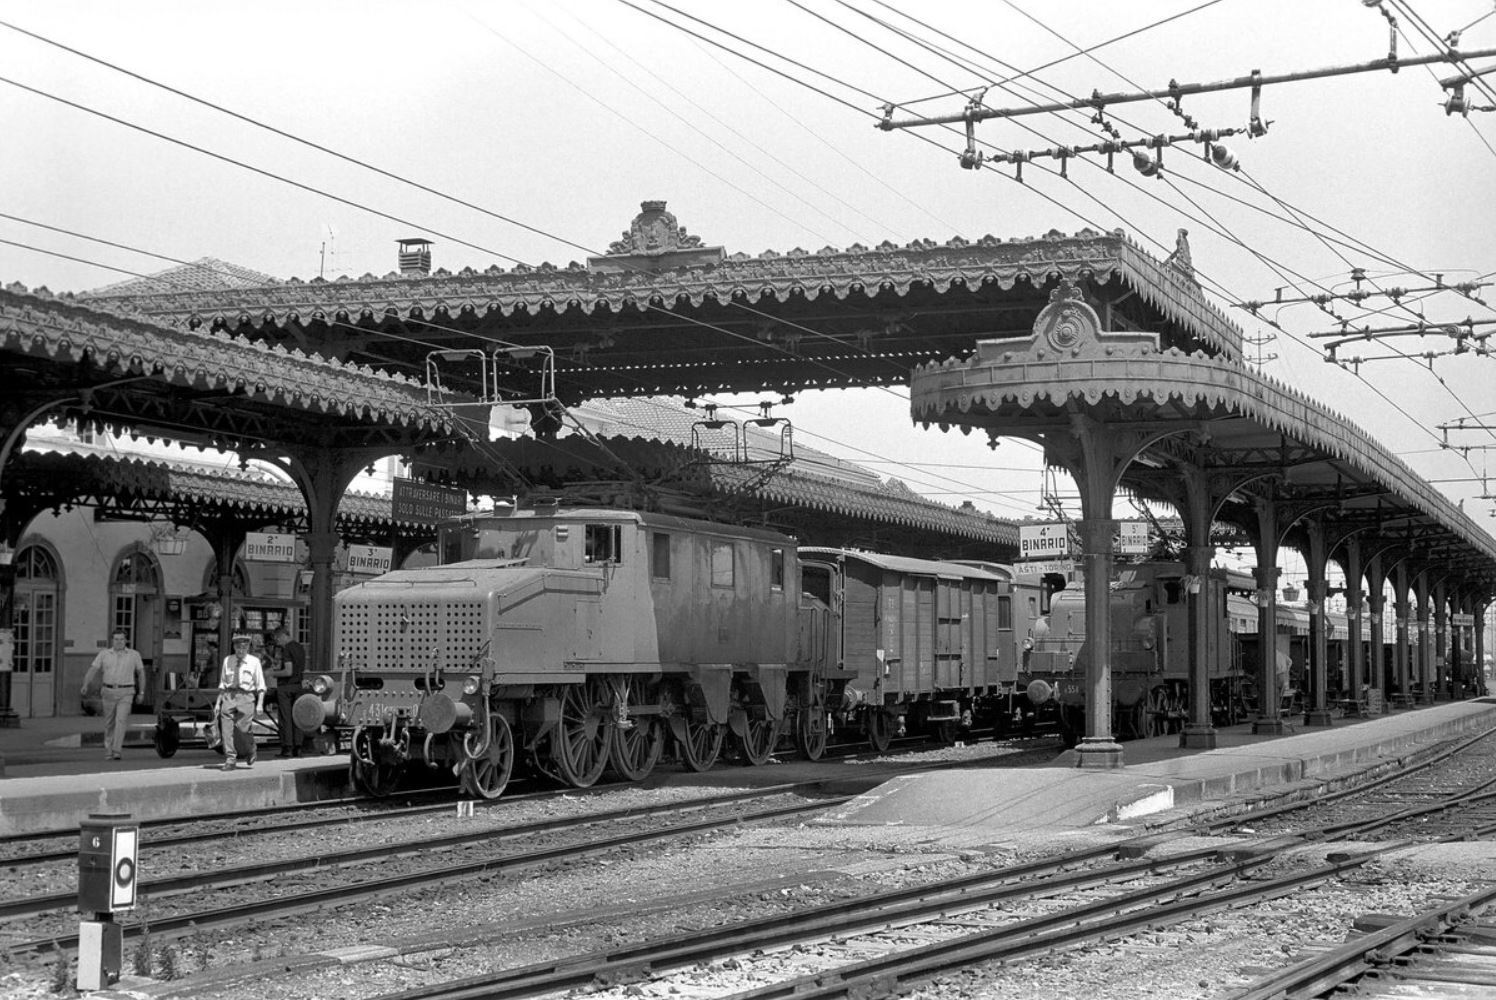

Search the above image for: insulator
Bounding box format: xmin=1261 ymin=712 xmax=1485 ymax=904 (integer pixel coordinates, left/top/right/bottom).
xmin=1209 ymin=143 xmax=1240 ymax=171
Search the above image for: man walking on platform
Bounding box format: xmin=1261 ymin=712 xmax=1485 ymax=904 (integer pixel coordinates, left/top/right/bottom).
xmin=81 ymin=629 xmax=145 ymax=761
xmin=270 ymin=625 xmax=309 ymax=757
xmin=217 ymin=633 xmax=266 ymax=771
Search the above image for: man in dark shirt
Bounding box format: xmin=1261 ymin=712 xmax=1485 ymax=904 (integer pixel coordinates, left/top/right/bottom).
xmin=270 ymin=625 xmax=309 ymax=757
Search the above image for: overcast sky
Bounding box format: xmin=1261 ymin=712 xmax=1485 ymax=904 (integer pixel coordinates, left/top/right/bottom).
xmin=3 ymin=0 xmax=1495 ymax=549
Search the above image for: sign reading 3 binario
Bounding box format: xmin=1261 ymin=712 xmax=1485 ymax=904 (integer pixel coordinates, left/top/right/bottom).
xmin=346 ymin=544 xmax=393 ymax=575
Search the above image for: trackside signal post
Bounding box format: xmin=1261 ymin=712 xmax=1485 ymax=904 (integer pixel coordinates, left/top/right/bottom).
xmin=78 ymin=811 xmax=138 ymax=990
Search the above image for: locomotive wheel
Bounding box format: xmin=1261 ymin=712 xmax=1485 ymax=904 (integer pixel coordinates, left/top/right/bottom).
xmin=351 ymin=728 xmax=400 ymax=797
xmin=734 ymin=715 xmax=779 ymax=767
xmin=609 ymin=677 xmax=664 ymax=781
xmin=550 ymin=679 xmax=610 ymax=788
xmin=794 ymin=683 xmax=829 ymax=762
xmin=351 ymin=757 xmax=400 ymax=797
xmin=461 ymin=714 xmax=515 ymax=801
xmin=865 ymin=709 xmax=892 ymax=753
xmin=678 ymin=719 xmax=724 ymax=772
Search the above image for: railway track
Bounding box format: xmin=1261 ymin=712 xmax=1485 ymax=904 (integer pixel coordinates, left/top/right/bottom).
xmin=1228 ymin=884 xmax=1496 ymax=999
xmin=0 ymin=788 xmax=844 ymax=957
xmin=0 ymin=732 xmax=1059 ymax=863
xmin=342 ymin=727 xmax=1496 ymax=1000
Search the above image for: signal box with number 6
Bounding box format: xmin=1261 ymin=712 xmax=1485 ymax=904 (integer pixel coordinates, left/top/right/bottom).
xmin=78 ymin=813 xmax=137 ymax=914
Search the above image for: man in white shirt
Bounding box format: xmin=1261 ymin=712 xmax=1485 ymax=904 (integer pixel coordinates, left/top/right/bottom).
xmin=81 ymin=630 xmax=146 ymax=761
xmin=217 ymin=633 xmax=266 ymax=771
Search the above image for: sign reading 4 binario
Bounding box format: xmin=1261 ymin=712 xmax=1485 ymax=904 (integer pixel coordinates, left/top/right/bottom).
xmin=1019 ymin=522 xmax=1070 ymax=560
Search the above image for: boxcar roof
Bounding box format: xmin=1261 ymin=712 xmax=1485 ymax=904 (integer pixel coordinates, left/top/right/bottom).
xmin=799 ymin=547 xmax=1009 ymax=582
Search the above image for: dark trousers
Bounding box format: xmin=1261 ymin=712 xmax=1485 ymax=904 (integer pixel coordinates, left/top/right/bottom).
xmin=274 ymin=684 xmax=309 ymax=751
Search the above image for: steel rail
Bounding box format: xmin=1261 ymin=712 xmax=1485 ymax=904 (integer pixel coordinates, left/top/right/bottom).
xmin=1195 ymin=723 xmax=1496 ymax=835
xmin=0 ymin=780 xmax=819 ymax=872
xmin=711 ymin=853 xmax=1377 ymax=1000
xmin=1226 ymin=883 xmax=1496 ymax=1000
xmin=0 ymin=784 xmax=831 ymax=921
xmin=0 ymin=731 xmax=1040 ymax=854
xmin=3 ymin=797 xmax=836 ymax=957
xmin=368 ymin=844 xmax=1231 ymax=1000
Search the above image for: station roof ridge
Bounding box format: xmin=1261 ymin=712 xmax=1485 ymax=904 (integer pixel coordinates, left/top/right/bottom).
xmin=71 ymin=214 xmax=1245 ymax=363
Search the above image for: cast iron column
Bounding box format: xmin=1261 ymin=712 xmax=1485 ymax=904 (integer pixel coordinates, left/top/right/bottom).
xmin=1252 ymin=497 xmax=1284 ymax=735
xmin=1075 ymin=516 xmax=1123 ymax=768
xmin=1181 ymin=543 xmax=1217 ymax=749
xmin=1367 ymin=554 xmax=1387 ymax=711
xmin=1303 ymin=521 xmax=1331 ymax=726
xmin=1344 ymin=539 xmax=1366 ymax=716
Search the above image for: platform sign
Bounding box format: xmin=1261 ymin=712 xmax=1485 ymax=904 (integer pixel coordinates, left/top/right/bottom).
xmin=1019 ymin=523 xmax=1070 ymax=560
xmin=392 ymin=478 xmax=468 ymax=524
xmin=1118 ymin=520 xmax=1150 ymax=555
xmin=1015 ymin=559 xmax=1074 ymax=580
xmin=244 ymin=532 xmax=297 ymax=563
xmin=346 ymin=544 xmax=392 ymax=576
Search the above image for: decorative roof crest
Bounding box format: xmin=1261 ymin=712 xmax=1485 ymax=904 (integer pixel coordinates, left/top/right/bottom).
xmin=590 ymin=200 xmax=724 ymax=275
xmin=607 ymin=200 xmax=704 ymax=256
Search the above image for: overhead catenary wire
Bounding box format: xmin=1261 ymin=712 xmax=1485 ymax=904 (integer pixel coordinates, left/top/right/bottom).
xmin=2 ymin=7 xmax=1484 ymax=523
xmin=616 ymin=0 xmax=1484 ymax=514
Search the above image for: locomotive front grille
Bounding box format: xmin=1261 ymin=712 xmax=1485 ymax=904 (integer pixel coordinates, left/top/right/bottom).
xmin=337 ymin=598 xmax=487 ymax=672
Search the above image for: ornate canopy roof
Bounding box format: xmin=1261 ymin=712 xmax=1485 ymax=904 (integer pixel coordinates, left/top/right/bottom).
xmin=912 ymin=282 xmax=1496 ymax=585
xmin=74 ymin=204 xmax=1244 ymax=404
xmin=0 ymin=284 xmax=457 ymax=453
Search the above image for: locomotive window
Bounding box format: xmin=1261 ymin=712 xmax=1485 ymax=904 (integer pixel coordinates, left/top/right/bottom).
xmin=584 ymin=524 xmax=622 ymax=565
xmin=710 ymin=540 xmax=735 ymax=588
xmin=770 ymin=548 xmax=785 ymax=591
xmin=651 ymin=532 xmax=671 ymax=580
xmin=440 ymin=528 xmax=464 ymax=566
xmin=998 ymin=594 xmax=1013 ymax=630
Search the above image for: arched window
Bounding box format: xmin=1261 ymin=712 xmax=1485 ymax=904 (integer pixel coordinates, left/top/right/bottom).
xmin=110 ymin=547 xmax=161 ymax=644
xmin=200 ymin=557 xmax=251 ymax=599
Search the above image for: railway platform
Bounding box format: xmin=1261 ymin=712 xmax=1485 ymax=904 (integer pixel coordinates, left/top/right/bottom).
xmin=1 ymin=700 xmax=1494 ymax=838
xmin=827 ymin=698 xmax=1496 ymax=836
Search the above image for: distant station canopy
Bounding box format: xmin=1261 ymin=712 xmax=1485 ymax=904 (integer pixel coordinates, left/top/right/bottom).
xmin=397 ymin=238 xmax=432 ymax=276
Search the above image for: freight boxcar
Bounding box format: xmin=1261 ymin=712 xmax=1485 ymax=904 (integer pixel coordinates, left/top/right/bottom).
xmin=798 ymin=549 xmax=1025 ymax=749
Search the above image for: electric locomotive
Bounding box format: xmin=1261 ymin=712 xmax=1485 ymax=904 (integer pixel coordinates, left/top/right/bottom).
xmin=1018 ymin=561 xmax=1240 ymax=743
xmin=294 ymin=506 xmax=826 ymax=798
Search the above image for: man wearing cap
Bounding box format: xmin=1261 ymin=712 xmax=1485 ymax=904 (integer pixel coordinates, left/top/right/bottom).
xmin=217 ymin=634 xmax=266 ymax=770
xmin=81 ymin=630 xmax=146 ymax=761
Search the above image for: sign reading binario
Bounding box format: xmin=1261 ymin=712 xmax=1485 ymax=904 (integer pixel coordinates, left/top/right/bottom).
xmin=391 ymin=478 xmax=468 ymax=524
xmin=1019 ymin=522 xmax=1071 ymax=560
xmin=245 ymin=531 xmax=297 ymax=563
xmin=346 ymin=544 xmax=393 ymax=576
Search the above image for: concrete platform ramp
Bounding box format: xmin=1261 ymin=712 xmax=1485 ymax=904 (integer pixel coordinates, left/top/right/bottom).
xmin=820 ymin=701 xmax=1496 ymax=836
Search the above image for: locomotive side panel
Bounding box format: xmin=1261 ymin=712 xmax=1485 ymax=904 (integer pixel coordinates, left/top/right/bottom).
xmin=659 ymin=528 xmax=796 ymax=668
